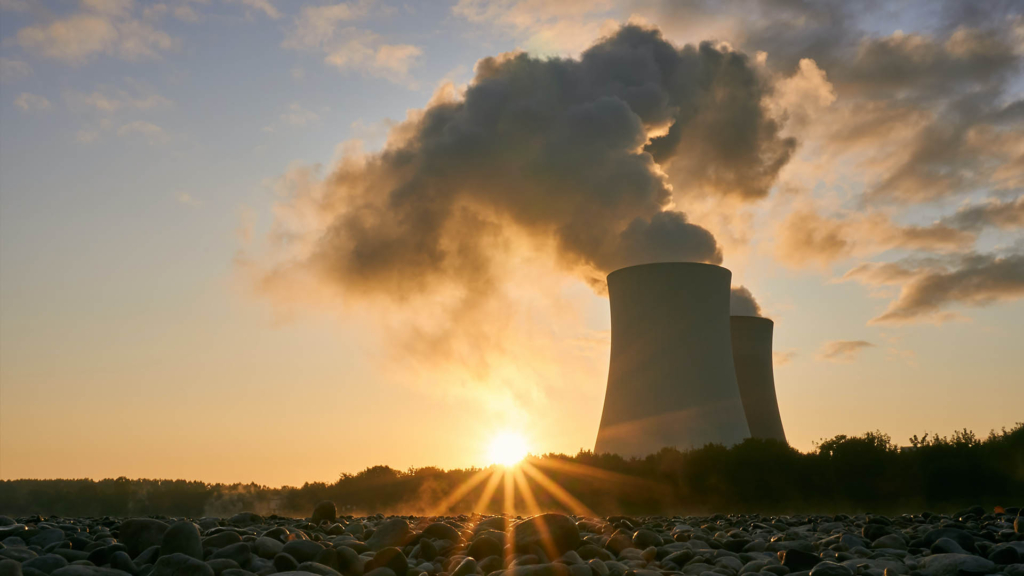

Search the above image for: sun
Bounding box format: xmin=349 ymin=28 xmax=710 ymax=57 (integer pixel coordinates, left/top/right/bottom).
xmin=487 ymin=431 xmax=529 ymax=467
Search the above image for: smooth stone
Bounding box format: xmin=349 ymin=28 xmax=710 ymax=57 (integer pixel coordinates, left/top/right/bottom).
xmin=422 ymin=524 xmax=460 ymax=543
xmin=365 ymin=547 xmax=406 ymax=576
xmin=253 ymin=538 xmax=283 ymax=560
xmin=918 ymin=554 xmax=995 ymax=576
xmin=632 ymin=530 xmax=661 ymax=549
xmin=1004 ymin=564 xmax=1024 ymax=576
xmin=202 ymin=533 xmax=242 ymax=550
xmin=312 ymin=503 xmax=338 ymax=526
xmin=503 ymin=564 xmax=572 ymax=576
xmin=362 ymin=569 xmax=396 ymax=576
xmin=330 ymin=545 xmax=360 ymax=575
xmin=161 ymin=522 xmax=203 ymax=560
xmin=210 ymin=543 xmax=252 ymax=569
xmin=1 ymin=548 xmax=39 ymax=562
xmin=0 ymin=560 xmax=21 ymax=576
xmin=30 ymin=532 xmax=66 ymax=549
xmin=221 ymin=571 xmax=257 ymax=576
xmin=989 ymin=544 xmax=1021 ymax=565
xmin=780 ymin=550 xmax=820 ymax=572
xmin=52 ymin=568 xmax=131 ymax=576
xmin=117 ymin=521 xmax=168 ymax=559
xmin=870 ymin=536 xmax=905 ymax=551
xmin=451 ymin=558 xmax=477 ymax=576
xmin=861 ymin=527 xmax=890 ymax=542
xmin=365 ymin=521 xmax=410 ymax=552
xmin=808 ymin=563 xmax=852 ymax=576
xmin=929 ymin=538 xmax=965 ymax=555
xmin=133 ymin=546 xmax=159 ymax=567
xmin=226 ymin=514 xmax=261 ymax=528
xmin=467 ymin=537 xmax=502 ymax=560
xmin=282 ymin=541 xmax=325 ymax=564
xmin=205 ymin=559 xmax=241 ymax=576
xmin=24 ymin=554 xmax=69 ymax=574
xmin=512 ymin=515 xmax=580 ymax=557
xmin=274 ymin=554 xmax=300 ymax=572
xmin=475 ymin=518 xmax=508 ymax=534
xmin=920 ymin=530 xmax=976 ymax=554
xmin=52 ymin=551 xmax=88 ymax=564
xmin=297 ymin=562 xmax=341 ymax=576
xmin=604 ymin=532 xmax=633 ymax=555
xmin=150 ymin=553 xmax=214 ymax=576
xmin=416 ymin=539 xmax=438 ymax=562
xmin=0 ymin=528 xmax=27 ymax=541
xmin=108 ymin=552 xmax=136 ymax=575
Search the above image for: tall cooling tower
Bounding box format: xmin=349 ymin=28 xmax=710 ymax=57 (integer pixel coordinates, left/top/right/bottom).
xmin=730 ymin=316 xmax=787 ymax=443
xmin=594 ymin=262 xmax=751 ymax=458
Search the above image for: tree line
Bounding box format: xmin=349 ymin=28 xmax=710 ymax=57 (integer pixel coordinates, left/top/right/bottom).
xmin=2 ymin=424 xmax=1021 ymax=518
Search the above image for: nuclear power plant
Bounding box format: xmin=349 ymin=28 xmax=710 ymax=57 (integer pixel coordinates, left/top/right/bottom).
xmin=594 ymin=263 xmax=752 ymax=458
xmin=731 ymin=316 xmax=787 ymax=443
xmin=594 ymin=262 xmax=787 ymax=457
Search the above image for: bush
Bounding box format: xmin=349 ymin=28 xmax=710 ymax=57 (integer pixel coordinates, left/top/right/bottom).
xmin=2 ymin=423 xmax=1021 ymax=517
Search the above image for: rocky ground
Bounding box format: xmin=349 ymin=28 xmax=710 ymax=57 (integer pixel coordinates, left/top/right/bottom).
xmin=0 ymin=504 xmax=1021 ymax=576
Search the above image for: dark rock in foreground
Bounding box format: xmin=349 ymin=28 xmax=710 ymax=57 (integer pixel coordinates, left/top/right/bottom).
xmin=0 ymin=508 xmax=1021 ymax=576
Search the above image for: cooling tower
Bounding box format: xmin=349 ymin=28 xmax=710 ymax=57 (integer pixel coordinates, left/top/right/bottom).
xmin=730 ymin=316 xmax=787 ymax=443
xmin=594 ymin=262 xmax=751 ymax=458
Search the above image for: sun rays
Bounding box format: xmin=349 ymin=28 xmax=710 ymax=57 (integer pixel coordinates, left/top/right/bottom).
xmin=429 ymin=450 xmax=634 ymax=519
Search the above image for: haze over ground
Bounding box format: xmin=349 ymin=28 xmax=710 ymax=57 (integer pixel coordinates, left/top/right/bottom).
xmin=1 ymin=0 xmax=1022 ymax=487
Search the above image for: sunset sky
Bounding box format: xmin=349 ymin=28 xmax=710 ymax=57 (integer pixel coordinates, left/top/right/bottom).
xmin=1 ymin=0 xmax=1022 ymax=487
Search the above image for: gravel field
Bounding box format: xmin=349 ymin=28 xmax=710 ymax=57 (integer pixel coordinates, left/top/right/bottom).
xmin=0 ymin=504 xmax=1021 ymax=576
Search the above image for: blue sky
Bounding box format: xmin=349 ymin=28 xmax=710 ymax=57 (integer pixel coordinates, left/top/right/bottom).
xmin=1 ymin=0 xmax=1022 ymax=486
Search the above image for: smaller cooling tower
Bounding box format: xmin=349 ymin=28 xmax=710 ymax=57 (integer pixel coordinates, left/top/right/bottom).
xmin=730 ymin=316 xmax=787 ymax=443
xmin=594 ymin=262 xmax=751 ymax=458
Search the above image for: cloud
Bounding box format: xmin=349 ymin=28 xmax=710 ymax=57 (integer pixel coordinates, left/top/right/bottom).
xmin=773 ymin=349 xmax=797 ymax=366
xmin=64 ymin=82 xmax=173 ymax=112
xmin=283 ymin=5 xmax=422 ymax=88
xmin=14 ymin=92 xmax=50 ymax=111
xmin=760 ymin=5 xmax=1022 ymax=205
xmin=774 ymin=205 xmax=976 ymax=268
xmin=252 ymin=25 xmax=794 ymax=377
xmin=843 ymin=252 xmax=1024 ymax=324
xmin=817 ymin=340 xmax=874 ymax=363
xmin=730 ymin=286 xmax=761 ymax=317
xmin=173 ymin=4 xmax=201 ymax=22
xmin=14 ymin=0 xmax=177 ymax=64
xmin=76 ymin=129 xmax=101 ymax=143
xmin=263 ymin=102 xmax=321 ymax=132
xmin=262 ymin=25 xmax=790 ymax=293
xmin=177 ymin=192 xmax=202 ymax=206
xmin=0 ymin=58 xmax=32 ymax=82
xmin=286 ymin=1 xmax=375 ymax=47
xmin=452 ymin=0 xmax=619 ymax=54
xmin=0 ymin=0 xmax=33 ymax=10
xmin=229 ymin=0 xmax=279 ymax=19
xmin=117 ymin=120 xmax=167 ymax=144
xmin=941 ymin=195 xmax=1024 ymax=232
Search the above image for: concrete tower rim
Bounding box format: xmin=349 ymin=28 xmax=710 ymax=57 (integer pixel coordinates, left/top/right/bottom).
xmin=606 ymin=261 xmax=731 ymax=282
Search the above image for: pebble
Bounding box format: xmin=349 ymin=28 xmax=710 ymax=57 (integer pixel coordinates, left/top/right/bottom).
xmin=809 ymin=562 xmax=853 ymax=576
xmin=311 ymin=502 xmax=337 ymax=526
xmin=918 ymin=554 xmax=996 ymax=576
xmin=116 ymin=519 xmax=169 ymax=558
xmin=512 ymin=514 xmax=580 ymax=556
xmin=365 ymin=519 xmax=410 ymax=552
xmin=162 ymin=521 xmax=204 ymax=560
xmin=0 ymin=510 xmax=1018 ymax=576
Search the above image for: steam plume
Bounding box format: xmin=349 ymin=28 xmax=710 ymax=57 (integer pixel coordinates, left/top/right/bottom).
xmin=269 ymin=25 xmax=793 ymax=302
xmin=730 ymin=286 xmax=762 ymax=317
